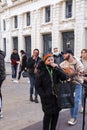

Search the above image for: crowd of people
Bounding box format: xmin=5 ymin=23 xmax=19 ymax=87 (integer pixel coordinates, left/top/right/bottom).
xmin=0 ymin=47 xmax=87 ymax=130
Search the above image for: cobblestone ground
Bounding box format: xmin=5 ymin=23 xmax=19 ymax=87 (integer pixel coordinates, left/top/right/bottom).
xmin=0 ymin=63 xmax=87 ymax=130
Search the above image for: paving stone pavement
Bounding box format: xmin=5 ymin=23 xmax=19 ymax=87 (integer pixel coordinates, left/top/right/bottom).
xmin=0 ymin=62 xmax=87 ymax=130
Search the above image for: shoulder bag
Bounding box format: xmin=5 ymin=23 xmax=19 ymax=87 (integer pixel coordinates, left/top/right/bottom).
xmin=53 ymin=81 xmax=75 ymax=109
xmin=22 ymin=70 xmax=29 ymax=78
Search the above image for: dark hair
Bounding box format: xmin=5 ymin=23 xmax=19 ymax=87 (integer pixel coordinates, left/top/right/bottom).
xmin=20 ymin=50 xmax=25 ymax=54
xmin=13 ymin=48 xmax=18 ymax=51
xmin=33 ymin=48 xmax=39 ymax=54
xmin=81 ymin=49 xmax=87 ymax=53
xmin=61 ymin=51 xmax=64 ymax=55
xmin=64 ymin=49 xmax=74 ymax=55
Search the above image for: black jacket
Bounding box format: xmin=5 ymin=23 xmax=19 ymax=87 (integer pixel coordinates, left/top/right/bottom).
xmin=21 ymin=54 xmax=27 ymax=70
xmin=10 ymin=53 xmax=20 ymax=65
xmin=27 ymin=56 xmax=41 ymax=75
xmin=54 ymin=53 xmax=64 ymax=65
xmin=0 ymin=50 xmax=6 ymax=80
xmin=35 ymin=61 xmax=68 ymax=114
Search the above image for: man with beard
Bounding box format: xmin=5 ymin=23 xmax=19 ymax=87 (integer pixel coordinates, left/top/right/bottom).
xmin=60 ymin=49 xmax=84 ymax=126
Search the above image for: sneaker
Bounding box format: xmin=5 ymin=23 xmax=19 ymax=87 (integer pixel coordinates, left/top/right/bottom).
xmin=11 ymin=78 xmax=16 ymax=81
xmin=79 ymin=107 xmax=83 ymax=113
xmin=13 ymin=80 xmax=19 ymax=83
xmin=68 ymin=118 xmax=77 ymax=125
xmin=11 ymin=78 xmax=14 ymax=81
xmin=0 ymin=111 xmax=3 ymax=119
xmin=27 ymin=81 xmax=30 ymax=84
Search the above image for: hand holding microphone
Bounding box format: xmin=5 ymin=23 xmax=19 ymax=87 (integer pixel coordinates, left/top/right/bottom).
xmin=50 ymin=63 xmax=58 ymax=68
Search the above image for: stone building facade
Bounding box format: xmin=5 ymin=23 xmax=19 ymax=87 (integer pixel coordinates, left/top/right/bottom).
xmin=0 ymin=0 xmax=87 ymax=61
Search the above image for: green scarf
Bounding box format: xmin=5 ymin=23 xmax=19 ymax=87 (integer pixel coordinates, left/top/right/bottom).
xmin=46 ymin=65 xmax=54 ymax=87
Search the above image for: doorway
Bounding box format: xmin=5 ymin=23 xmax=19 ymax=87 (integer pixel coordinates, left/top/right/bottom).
xmin=62 ymin=31 xmax=74 ymax=52
xmin=25 ymin=36 xmax=31 ymax=57
xmin=43 ymin=34 xmax=52 ymax=54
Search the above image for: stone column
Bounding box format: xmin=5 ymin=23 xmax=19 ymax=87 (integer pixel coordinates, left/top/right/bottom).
xmin=18 ymin=14 xmax=24 ymax=51
xmin=75 ymin=0 xmax=85 ymax=57
xmin=52 ymin=3 xmax=63 ymax=52
xmin=31 ymin=9 xmax=41 ymax=54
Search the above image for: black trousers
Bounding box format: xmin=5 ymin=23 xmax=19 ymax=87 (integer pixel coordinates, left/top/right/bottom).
xmin=18 ymin=66 xmax=24 ymax=80
xmin=0 ymin=80 xmax=4 ymax=112
xmin=43 ymin=112 xmax=59 ymax=130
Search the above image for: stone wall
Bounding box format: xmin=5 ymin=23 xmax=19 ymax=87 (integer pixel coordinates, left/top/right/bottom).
xmin=0 ymin=0 xmax=87 ymax=61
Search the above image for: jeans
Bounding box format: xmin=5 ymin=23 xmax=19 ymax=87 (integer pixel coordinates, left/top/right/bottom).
xmin=70 ymin=84 xmax=82 ymax=119
xmin=29 ymin=74 xmax=38 ymax=97
xmin=11 ymin=64 xmax=18 ymax=78
xmin=0 ymin=80 xmax=4 ymax=112
xmin=81 ymin=87 xmax=84 ymax=108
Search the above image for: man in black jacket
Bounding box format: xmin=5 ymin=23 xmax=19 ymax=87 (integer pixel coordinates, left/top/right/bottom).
xmin=27 ymin=49 xmax=41 ymax=103
xmin=0 ymin=49 xmax=6 ymax=118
